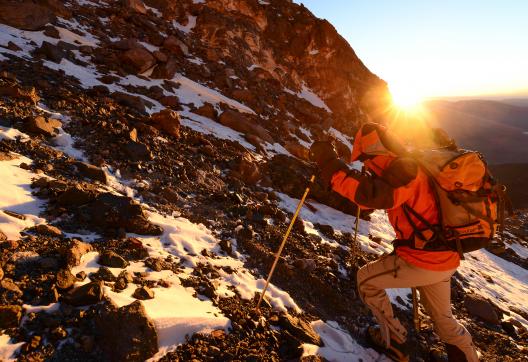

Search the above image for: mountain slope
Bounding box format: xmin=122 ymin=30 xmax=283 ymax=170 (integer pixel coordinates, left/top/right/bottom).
xmin=0 ymin=1 xmax=527 ymax=361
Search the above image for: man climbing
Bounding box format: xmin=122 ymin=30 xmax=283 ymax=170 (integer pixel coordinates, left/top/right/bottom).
xmin=309 ymin=123 xmax=479 ymax=362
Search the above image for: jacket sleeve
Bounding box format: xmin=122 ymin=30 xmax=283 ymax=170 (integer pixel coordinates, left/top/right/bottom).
xmin=330 ymin=158 xmax=419 ymax=210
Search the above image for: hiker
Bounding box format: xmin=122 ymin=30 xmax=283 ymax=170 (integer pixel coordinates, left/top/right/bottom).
xmin=309 ymin=123 xmax=479 ymax=362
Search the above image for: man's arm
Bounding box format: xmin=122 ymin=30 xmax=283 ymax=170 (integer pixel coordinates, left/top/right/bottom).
xmin=330 ymin=158 xmax=419 ymax=210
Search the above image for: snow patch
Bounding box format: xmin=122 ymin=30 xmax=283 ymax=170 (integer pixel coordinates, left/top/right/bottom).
xmin=0 ymin=153 xmax=46 ymax=240
xmin=0 ymin=335 xmax=23 ymax=362
xmin=459 ymin=250 xmax=528 ymax=328
xmin=173 ymin=16 xmax=197 ymax=34
xmin=298 ymin=84 xmax=332 ymax=112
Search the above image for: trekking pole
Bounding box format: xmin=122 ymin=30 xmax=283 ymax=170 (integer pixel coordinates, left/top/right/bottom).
xmin=353 ymin=204 xmax=361 ymax=243
xmin=353 ymin=166 xmax=365 ymax=243
xmin=256 ymin=175 xmax=316 ymax=310
xmin=412 ymin=288 xmax=421 ymax=332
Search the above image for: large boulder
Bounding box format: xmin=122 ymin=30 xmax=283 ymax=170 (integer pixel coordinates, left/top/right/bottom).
xmin=89 ymin=193 xmax=163 ymax=235
xmin=23 ymin=116 xmax=62 ymax=137
xmin=111 ymin=92 xmax=149 ymax=114
xmin=149 ymin=109 xmax=181 ymax=138
xmin=120 ymin=47 xmax=156 ymax=74
xmin=230 ymin=153 xmax=261 ymax=185
xmin=218 ymin=110 xmax=274 ymax=144
xmin=0 ymin=84 xmax=40 ymax=104
xmin=464 ymin=293 xmax=500 ymax=325
xmin=61 ymin=281 xmax=104 ymax=306
xmin=0 ymin=1 xmax=56 ymax=31
xmin=95 ymin=301 xmax=158 ymax=361
xmin=74 ymin=161 xmax=107 ymax=184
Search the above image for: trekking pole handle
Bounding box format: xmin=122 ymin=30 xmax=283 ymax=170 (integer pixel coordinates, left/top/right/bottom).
xmin=256 ymin=175 xmax=316 ymax=310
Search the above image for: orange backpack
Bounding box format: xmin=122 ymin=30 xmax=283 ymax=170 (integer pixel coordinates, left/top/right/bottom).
xmin=402 ymin=148 xmax=509 ymax=258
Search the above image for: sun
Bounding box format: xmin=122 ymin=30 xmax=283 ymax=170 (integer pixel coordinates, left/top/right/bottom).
xmin=390 ymin=85 xmax=425 ymax=111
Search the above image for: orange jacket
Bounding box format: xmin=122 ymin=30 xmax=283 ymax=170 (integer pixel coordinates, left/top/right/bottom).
xmin=331 ymin=125 xmax=460 ymax=271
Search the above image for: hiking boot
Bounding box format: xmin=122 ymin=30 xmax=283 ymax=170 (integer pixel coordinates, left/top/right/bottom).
xmin=367 ymin=326 xmax=410 ymax=362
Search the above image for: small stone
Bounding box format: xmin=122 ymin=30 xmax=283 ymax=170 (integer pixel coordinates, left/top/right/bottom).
xmin=74 ymin=161 xmax=107 ymax=184
xmin=3 ymin=210 xmax=26 ymax=220
xmin=98 ymin=250 xmax=129 ymax=269
xmin=91 ymin=266 xmax=116 ymax=282
xmin=35 ymin=224 xmax=62 ymax=237
xmin=76 ymin=271 xmax=87 ymax=281
xmin=65 ymin=240 xmax=93 ymax=267
xmin=56 ymin=269 xmax=76 ymax=290
xmin=132 ymin=286 xmax=154 ymax=300
xmin=61 ymin=281 xmax=104 ymax=306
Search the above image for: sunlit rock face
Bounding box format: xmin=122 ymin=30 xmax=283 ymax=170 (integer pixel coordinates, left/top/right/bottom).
xmin=144 ymin=0 xmax=388 ymax=136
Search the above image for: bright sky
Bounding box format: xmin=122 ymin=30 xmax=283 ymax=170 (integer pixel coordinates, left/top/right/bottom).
xmin=296 ymin=1 xmax=528 ymax=100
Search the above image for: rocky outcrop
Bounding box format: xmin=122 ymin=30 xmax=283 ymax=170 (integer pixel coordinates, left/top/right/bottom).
xmin=0 ymin=1 xmax=56 ymax=31
xmin=95 ymin=301 xmax=158 ymax=362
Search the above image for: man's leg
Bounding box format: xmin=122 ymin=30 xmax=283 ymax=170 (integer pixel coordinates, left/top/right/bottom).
xmin=418 ymin=278 xmax=479 ymax=362
xmin=356 ymin=254 xmax=455 ymax=347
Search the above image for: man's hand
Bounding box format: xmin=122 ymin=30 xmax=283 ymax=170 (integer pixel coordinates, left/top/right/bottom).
xmin=309 ymin=141 xmax=338 ymax=167
xmin=309 ymin=141 xmax=347 ymax=186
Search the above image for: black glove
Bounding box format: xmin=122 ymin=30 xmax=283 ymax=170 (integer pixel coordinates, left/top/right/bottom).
xmin=309 ymin=141 xmax=348 ymax=185
xmin=309 ymin=141 xmax=338 ymax=167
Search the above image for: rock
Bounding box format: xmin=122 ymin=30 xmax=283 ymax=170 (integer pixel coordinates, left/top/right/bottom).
xmin=160 ymin=187 xmax=184 ymax=204
xmin=159 ymin=95 xmax=180 ymax=108
xmin=35 ymin=224 xmax=62 ymax=237
xmin=163 ymin=36 xmax=187 ymax=56
xmin=464 ymin=293 xmax=500 ymax=324
xmin=231 ymin=153 xmax=261 ymax=185
xmin=61 ymin=281 xmax=104 ymax=306
xmin=3 ymin=210 xmax=26 ymax=220
xmin=89 ymin=193 xmax=163 ymax=235
xmin=0 ymin=279 xmax=23 ymax=301
xmin=95 ymin=300 xmax=158 ymax=361
xmin=133 ymin=286 xmax=155 ymax=300
xmin=278 ymin=313 xmax=323 ymax=346
xmin=35 ymin=41 xmax=66 ymax=63
xmin=57 ymin=185 xmax=95 ymax=206
xmin=74 ymin=161 xmax=107 ymax=183
xmin=38 ymin=256 xmax=59 ymax=270
xmin=0 ymin=230 xmax=7 ymax=241
xmin=24 ymin=116 xmax=62 ymax=137
xmin=114 ymin=271 xmax=133 ymax=291
xmin=149 ymin=109 xmax=181 ymax=138
xmin=123 ymin=0 xmax=148 ymax=14
xmin=153 ymin=50 xmax=168 ymax=62
xmin=0 ymin=84 xmax=39 ymax=104
xmin=284 ymin=140 xmax=309 ymax=160
xmin=76 ymin=271 xmax=87 ymax=281
xmin=111 ymin=92 xmax=147 ymax=113
xmin=56 ymin=269 xmax=76 ymax=290
xmin=194 ymin=102 xmax=218 ymax=120
xmin=91 ymin=267 xmax=117 ymax=282
xmin=120 ymin=47 xmax=156 ymax=74
xmin=0 ymin=267 xmax=3 ymax=281
xmin=43 ymin=26 xmax=60 ymax=38
xmin=219 ymin=110 xmax=273 ymax=144
xmin=0 ymin=305 xmax=22 ymax=329
xmin=98 ymin=250 xmax=129 ymax=269
xmin=0 ymin=1 xmax=56 ymax=31
xmin=125 ymin=141 xmax=153 ymax=161
xmin=151 ymin=58 xmax=179 ymax=79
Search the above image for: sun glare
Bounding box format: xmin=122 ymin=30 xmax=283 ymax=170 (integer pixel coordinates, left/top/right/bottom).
xmin=390 ymin=86 xmax=425 ymax=111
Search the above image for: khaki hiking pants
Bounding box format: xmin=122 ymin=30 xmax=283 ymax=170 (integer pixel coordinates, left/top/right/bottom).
xmin=357 ymin=254 xmax=479 ymax=362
